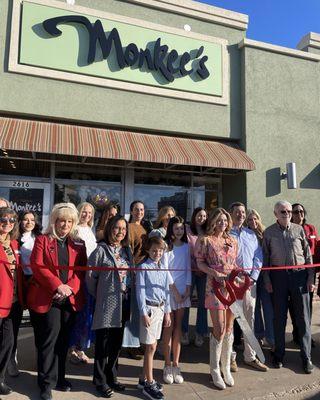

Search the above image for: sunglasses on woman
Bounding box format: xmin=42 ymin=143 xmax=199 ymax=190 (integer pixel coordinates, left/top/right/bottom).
xmin=0 ymin=217 xmax=16 ymax=224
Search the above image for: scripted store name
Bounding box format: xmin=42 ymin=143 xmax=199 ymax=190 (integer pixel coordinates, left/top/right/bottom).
xmin=42 ymin=16 xmax=210 ymax=83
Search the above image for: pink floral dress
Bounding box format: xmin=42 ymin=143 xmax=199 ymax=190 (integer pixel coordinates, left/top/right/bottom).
xmin=195 ymin=235 xmax=238 ymax=310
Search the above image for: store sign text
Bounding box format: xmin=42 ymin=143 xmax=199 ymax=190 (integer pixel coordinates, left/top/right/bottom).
xmin=42 ymin=15 xmax=210 ymax=83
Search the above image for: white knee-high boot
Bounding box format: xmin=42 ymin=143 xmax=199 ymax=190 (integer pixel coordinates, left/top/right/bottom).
xmin=209 ymin=333 xmax=226 ymax=390
xmin=220 ymin=333 xmax=234 ymax=387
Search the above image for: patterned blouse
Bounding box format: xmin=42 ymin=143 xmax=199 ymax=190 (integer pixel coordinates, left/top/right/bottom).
xmin=195 ymin=235 xmax=238 ymax=309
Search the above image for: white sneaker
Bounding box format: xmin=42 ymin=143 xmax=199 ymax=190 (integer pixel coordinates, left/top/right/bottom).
xmin=172 ymin=366 xmax=184 ymax=384
xmin=163 ymin=365 xmax=174 ymax=384
xmin=181 ymin=333 xmax=190 ymax=346
xmin=194 ymin=333 xmax=204 ymax=347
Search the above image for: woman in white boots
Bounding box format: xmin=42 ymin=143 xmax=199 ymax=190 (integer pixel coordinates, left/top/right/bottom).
xmin=195 ymin=208 xmax=238 ymax=390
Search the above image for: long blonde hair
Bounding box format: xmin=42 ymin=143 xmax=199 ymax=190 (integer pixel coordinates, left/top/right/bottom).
xmin=45 ymin=202 xmax=79 ymax=240
xmin=246 ymin=209 xmax=265 ymax=241
xmin=154 ymin=206 xmax=176 ymax=229
xmin=77 ymin=202 xmax=95 ymax=228
xmin=206 ymin=207 xmax=232 ymax=238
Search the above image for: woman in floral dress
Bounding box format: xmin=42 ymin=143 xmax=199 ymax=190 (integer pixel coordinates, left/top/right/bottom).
xmin=195 ymin=208 xmax=238 ymax=390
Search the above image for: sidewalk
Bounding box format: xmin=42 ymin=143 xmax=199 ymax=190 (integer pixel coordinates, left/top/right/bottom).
xmin=6 ymin=303 xmax=320 ymax=400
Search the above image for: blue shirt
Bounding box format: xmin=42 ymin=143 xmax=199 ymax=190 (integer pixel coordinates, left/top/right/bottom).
xmin=230 ymin=226 xmax=262 ymax=281
xmin=136 ymin=257 xmax=173 ymax=316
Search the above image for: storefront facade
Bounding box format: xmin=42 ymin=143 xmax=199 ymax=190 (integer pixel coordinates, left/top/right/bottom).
xmin=0 ymin=0 xmax=319 ymax=228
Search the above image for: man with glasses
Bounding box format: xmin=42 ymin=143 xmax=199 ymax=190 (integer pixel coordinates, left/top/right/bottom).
xmin=263 ymin=200 xmax=314 ymax=373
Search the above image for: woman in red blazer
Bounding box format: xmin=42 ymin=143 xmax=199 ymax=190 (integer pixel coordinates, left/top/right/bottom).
xmin=28 ymin=203 xmax=87 ymax=400
xmin=0 ymin=207 xmax=22 ymax=396
xmin=290 ymin=203 xmax=318 ymax=346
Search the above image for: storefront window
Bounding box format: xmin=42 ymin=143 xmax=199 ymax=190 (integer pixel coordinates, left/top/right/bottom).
xmin=134 ymin=184 xmax=192 ymax=222
xmin=134 ymin=171 xmax=220 ymax=222
xmin=54 ymin=181 xmax=121 ymax=226
xmin=0 ymin=177 xmax=51 ymax=228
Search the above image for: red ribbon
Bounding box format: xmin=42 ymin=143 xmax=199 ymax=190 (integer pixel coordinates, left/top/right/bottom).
xmin=0 ymin=258 xmax=319 ymax=272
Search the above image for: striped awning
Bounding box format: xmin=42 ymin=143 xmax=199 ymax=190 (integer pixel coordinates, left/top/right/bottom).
xmin=0 ymin=117 xmax=255 ymax=171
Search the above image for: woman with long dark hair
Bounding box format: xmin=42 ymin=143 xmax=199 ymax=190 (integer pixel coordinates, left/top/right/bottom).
xmin=96 ymin=202 xmax=119 ymax=241
xmin=182 ymin=207 xmax=208 ymax=347
xmin=7 ymin=211 xmax=42 ymax=378
xmin=129 ymin=201 xmax=149 ymax=265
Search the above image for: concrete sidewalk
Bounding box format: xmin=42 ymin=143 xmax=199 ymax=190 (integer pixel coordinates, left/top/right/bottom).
xmin=5 ymin=303 xmax=320 ymax=400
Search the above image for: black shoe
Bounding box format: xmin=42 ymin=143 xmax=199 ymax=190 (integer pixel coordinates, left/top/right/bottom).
xmin=55 ymin=379 xmax=72 ymax=392
xmin=126 ymin=348 xmax=143 ymax=360
xmin=108 ymin=381 xmax=125 ymax=392
xmin=142 ymin=382 xmax=164 ymax=400
xmin=303 ymin=359 xmax=314 ymax=374
xmin=0 ymin=382 xmax=12 ymax=395
xmin=40 ymin=388 xmax=52 ymax=400
xmin=137 ymin=378 xmax=163 ymax=392
xmin=96 ymin=385 xmax=114 ymax=398
xmin=272 ymin=357 xmax=283 ymax=369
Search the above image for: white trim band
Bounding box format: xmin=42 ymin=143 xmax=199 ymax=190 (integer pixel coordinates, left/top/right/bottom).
xmin=238 ymin=38 xmax=320 ymax=62
xmin=124 ymin=0 xmax=248 ymax=31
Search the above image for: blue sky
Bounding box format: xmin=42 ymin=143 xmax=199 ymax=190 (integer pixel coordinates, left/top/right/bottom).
xmin=201 ymin=0 xmax=320 ymax=49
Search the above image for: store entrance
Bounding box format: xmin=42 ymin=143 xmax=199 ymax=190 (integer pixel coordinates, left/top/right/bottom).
xmin=0 ymin=177 xmax=51 ymax=228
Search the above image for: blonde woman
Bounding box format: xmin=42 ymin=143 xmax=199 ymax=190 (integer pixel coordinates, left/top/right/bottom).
xmin=246 ymin=209 xmax=265 ymax=245
xmin=149 ymin=206 xmax=176 ymax=239
xmin=28 ymin=203 xmax=87 ymax=400
xmin=69 ymin=202 xmax=97 ymax=364
xmin=77 ymin=202 xmax=97 ymax=257
xmin=246 ymin=209 xmax=274 ymax=351
xmin=195 ymin=208 xmax=238 ymax=390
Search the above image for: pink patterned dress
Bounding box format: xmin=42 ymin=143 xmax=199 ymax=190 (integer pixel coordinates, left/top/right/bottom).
xmin=195 ymin=235 xmax=238 ymax=310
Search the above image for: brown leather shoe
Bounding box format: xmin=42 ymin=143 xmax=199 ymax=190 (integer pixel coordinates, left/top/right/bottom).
xmin=230 ymin=359 xmax=238 ymax=372
xmin=244 ymin=358 xmax=268 ymax=372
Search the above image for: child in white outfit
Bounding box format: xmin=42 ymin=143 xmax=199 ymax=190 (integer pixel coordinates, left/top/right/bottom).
xmin=162 ymin=216 xmax=191 ymax=385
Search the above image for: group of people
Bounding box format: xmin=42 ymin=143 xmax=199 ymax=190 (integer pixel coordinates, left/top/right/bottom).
xmin=0 ymin=196 xmax=318 ymax=400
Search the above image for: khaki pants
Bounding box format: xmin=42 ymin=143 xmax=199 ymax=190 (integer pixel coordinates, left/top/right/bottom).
xmin=231 ymin=284 xmax=257 ymax=362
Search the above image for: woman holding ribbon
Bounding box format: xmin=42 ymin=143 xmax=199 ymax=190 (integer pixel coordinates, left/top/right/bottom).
xmin=86 ymin=215 xmax=137 ymax=398
xmin=28 ymin=203 xmax=87 ymax=400
xmin=195 ymin=208 xmax=238 ymax=390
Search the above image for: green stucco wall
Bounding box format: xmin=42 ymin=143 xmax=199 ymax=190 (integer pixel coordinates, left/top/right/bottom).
xmin=0 ymin=0 xmax=246 ymax=139
xmin=243 ymin=47 xmax=320 ymax=229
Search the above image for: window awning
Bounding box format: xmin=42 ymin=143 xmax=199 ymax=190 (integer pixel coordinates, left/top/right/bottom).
xmin=0 ymin=117 xmax=255 ymax=171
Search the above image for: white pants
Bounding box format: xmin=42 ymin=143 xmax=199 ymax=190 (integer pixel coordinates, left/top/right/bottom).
xmin=231 ymin=284 xmax=257 ymax=362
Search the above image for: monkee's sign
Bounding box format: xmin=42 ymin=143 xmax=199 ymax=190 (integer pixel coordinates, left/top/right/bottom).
xmin=11 ymin=0 xmax=229 ymax=104
xmin=43 ymin=16 xmax=210 ymax=83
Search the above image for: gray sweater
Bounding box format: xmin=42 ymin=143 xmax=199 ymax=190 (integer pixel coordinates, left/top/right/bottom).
xmin=86 ymin=242 xmax=133 ymax=330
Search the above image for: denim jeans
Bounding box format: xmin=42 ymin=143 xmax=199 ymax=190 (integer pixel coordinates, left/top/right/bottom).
xmin=254 ymin=275 xmax=275 ymax=346
xmin=182 ymin=272 xmax=208 ymax=335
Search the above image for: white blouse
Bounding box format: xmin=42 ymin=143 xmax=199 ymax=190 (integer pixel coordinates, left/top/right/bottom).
xmin=77 ymin=225 xmax=97 ymax=257
xmin=20 ymin=231 xmax=36 ymax=275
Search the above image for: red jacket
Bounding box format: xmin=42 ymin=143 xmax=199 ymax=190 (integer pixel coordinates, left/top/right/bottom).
xmin=27 ymin=234 xmax=87 ymax=314
xmin=303 ymin=224 xmax=318 ymax=257
xmin=0 ymin=240 xmax=23 ymax=318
